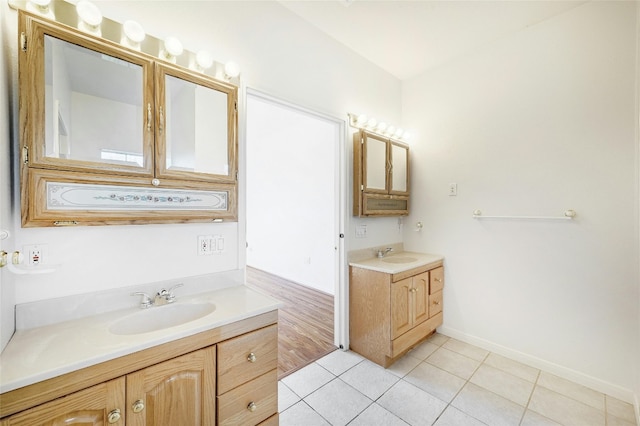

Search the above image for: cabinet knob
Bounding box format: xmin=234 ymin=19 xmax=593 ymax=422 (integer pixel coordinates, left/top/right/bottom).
xmin=247 ymin=352 xmax=257 ymax=363
xmin=247 ymin=401 xmax=258 ymax=412
xmin=151 ymin=178 xmax=160 ymax=186
xmin=107 ymin=408 xmax=121 ymax=424
xmin=434 ymin=277 xmax=442 ymax=283
xmin=132 ymin=399 xmax=145 ymax=413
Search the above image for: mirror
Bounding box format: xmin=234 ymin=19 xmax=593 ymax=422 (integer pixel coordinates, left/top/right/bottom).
xmin=365 ymin=135 xmax=387 ymax=190
xmin=44 ymin=35 xmax=145 ymax=167
xmin=391 ymin=143 xmax=408 ymax=192
xmin=164 ymin=74 xmax=229 ymax=176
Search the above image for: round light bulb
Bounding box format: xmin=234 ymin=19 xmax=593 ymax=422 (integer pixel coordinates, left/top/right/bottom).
xmin=386 ymin=126 xmax=396 ymax=136
xmin=164 ymin=37 xmax=183 ymax=57
xmin=377 ymin=122 xmax=387 ymax=132
xmin=224 ymin=61 xmax=240 ymax=79
xmin=403 ymin=132 xmax=411 ymax=140
xmin=366 ymin=117 xmax=377 ymax=128
xmin=76 ymin=1 xmax=102 ymax=28
xmin=394 ymin=128 xmax=404 ymax=138
xmin=195 ymin=50 xmax=214 ymax=71
xmin=27 ymin=0 xmax=53 ymax=18
xmin=123 ymin=20 xmax=145 ymax=44
xmin=356 ymin=114 xmax=367 ymax=125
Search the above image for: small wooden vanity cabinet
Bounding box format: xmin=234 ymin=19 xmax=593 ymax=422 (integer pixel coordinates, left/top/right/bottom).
xmin=350 ymin=263 xmax=444 ymax=367
xmin=0 ymin=313 xmax=278 ymax=426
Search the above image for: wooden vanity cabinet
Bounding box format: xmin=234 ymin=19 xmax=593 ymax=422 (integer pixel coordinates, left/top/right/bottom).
xmin=18 ymin=10 xmax=238 ymax=226
xmin=350 ymin=264 xmax=444 ymax=368
xmin=353 ymin=130 xmax=410 ymax=217
xmin=0 ymin=313 xmax=278 ymax=426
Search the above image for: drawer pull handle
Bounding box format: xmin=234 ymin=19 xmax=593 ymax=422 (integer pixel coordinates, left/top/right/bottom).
xmin=433 ymin=300 xmax=441 ymax=305
xmin=247 ymin=352 xmax=257 ymax=363
xmin=434 ymin=277 xmax=443 ymax=283
xmin=132 ymin=399 xmax=145 ymax=413
xmin=107 ymin=408 xmax=121 ymax=424
xmin=247 ymin=401 xmax=258 ymax=412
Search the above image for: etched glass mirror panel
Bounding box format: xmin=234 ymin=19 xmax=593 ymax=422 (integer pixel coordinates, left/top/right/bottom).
xmin=44 ymin=35 xmax=145 ymax=168
xmin=164 ymin=74 xmax=229 ymax=176
xmin=391 ymin=143 xmax=408 ymax=193
xmin=365 ymin=135 xmax=387 ymax=191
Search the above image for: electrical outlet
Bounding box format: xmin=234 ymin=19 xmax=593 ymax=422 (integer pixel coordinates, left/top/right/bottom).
xmin=24 ymin=244 xmax=47 ymax=266
xmin=197 ymin=235 xmax=214 ymax=255
xmin=448 ymin=183 xmax=458 ymax=196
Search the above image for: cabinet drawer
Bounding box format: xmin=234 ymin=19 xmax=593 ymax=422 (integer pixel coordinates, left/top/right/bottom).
xmin=258 ymin=413 xmax=279 ymax=425
xmin=217 ymin=325 xmax=278 ymax=394
xmin=430 ymin=267 xmax=444 ymax=294
xmin=217 ymin=369 xmax=278 ymax=426
xmin=429 ymin=291 xmax=443 ymax=317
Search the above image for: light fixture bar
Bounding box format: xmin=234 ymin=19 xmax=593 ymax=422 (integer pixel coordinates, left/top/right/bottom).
xmin=348 ymin=113 xmax=410 ymax=142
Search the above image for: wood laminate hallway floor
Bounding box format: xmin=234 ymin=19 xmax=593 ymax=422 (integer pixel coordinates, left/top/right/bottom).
xmin=246 ymin=266 xmax=336 ymax=379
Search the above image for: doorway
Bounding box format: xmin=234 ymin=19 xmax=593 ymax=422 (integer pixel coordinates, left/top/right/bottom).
xmin=245 ymin=90 xmax=345 ymax=377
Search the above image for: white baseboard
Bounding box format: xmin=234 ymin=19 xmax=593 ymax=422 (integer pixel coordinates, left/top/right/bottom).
xmin=438 ymin=325 xmax=636 ymax=406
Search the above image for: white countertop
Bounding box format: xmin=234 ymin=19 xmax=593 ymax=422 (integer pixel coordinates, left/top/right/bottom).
xmin=0 ymin=285 xmax=282 ymax=394
xmin=349 ymin=251 xmax=444 ymax=274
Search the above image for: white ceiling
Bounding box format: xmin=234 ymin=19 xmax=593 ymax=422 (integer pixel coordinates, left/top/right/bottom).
xmin=279 ymin=0 xmax=585 ymax=80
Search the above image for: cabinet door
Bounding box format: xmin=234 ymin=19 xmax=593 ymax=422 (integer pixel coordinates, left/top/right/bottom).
xmin=0 ymin=377 xmax=125 ymax=426
xmin=20 ymin=13 xmax=155 ymax=177
xmin=155 ymin=63 xmax=238 ymax=186
xmin=362 ymin=132 xmax=389 ymax=193
xmin=412 ymin=272 xmax=430 ymax=326
xmin=389 ymin=142 xmax=409 ymax=196
xmin=126 ymin=346 xmax=216 ymax=426
xmin=390 ymin=277 xmax=412 ymax=339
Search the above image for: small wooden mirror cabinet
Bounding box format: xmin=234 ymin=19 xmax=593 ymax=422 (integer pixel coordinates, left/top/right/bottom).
xmin=353 ymin=130 xmax=410 ymax=217
xmin=18 ymin=9 xmax=238 ymax=227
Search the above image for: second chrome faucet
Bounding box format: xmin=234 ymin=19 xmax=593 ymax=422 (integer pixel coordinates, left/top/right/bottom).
xmin=132 ymin=283 xmax=184 ymax=309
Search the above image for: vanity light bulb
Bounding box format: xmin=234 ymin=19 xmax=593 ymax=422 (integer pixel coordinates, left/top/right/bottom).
xmin=394 ymin=128 xmax=404 ymax=138
xmin=196 ymin=50 xmax=214 ymax=71
xmin=76 ymin=0 xmax=102 ymax=35
xmin=164 ymin=37 xmax=184 ymax=58
xmin=366 ymin=117 xmax=378 ymax=128
xmin=386 ymin=125 xmax=396 ymax=136
xmin=403 ymin=132 xmax=411 ymax=140
xmin=356 ymin=114 xmax=367 ymax=126
xmin=377 ymin=122 xmax=388 ymax=132
xmin=224 ymin=61 xmax=240 ymax=79
xmin=122 ymin=20 xmax=145 ymax=50
xmin=27 ymin=0 xmax=54 ymax=18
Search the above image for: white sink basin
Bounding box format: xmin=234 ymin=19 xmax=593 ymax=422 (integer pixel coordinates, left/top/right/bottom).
xmin=109 ymin=302 xmax=216 ymax=335
xmin=382 ymin=256 xmax=418 ymax=264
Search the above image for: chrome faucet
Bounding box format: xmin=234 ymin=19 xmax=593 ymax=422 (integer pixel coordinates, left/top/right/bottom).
xmin=376 ymin=247 xmax=393 ymax=258
xmin=155 ymin=283 xmax=184 ymax=306
xmin=131 ymin=283 xmax=184 ymax=309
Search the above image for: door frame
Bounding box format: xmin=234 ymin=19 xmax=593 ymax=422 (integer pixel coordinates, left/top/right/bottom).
xmin=242 ymin=87 xmax=348 ymax=350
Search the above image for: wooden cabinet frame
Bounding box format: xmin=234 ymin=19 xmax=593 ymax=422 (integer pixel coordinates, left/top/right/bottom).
xmin=18 ymin=10 xmax=238 ymax=227
xmin=353 ymin=130 xmax=410 ymax=217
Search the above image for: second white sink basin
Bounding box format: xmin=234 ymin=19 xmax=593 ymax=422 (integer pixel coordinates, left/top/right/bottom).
xmin=109 ymin=302 xmax=216 ymax=335
xmin=382 ymin=256 xmax=418 ymax=264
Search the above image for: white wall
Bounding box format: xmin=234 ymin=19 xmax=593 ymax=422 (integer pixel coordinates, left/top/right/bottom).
xmin=0 ymin=2 xmax=401 ymax=316
xmin=403 ymin=1 xmax=639 ymax=402
xmin=246 ymin=95 xmax=338 ymax=295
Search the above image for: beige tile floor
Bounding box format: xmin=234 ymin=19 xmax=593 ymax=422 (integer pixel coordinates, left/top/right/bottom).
xmin=278 ymin=333 xmax=638 ymax=426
